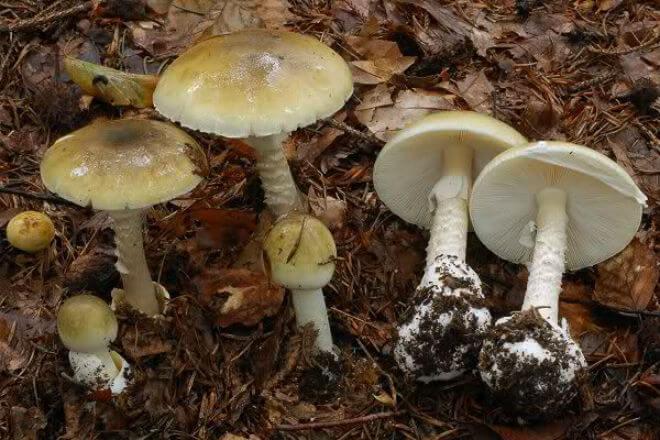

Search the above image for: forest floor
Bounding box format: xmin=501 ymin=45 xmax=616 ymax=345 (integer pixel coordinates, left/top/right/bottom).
xmin=0 ymin=1 xmax=658 ymax=439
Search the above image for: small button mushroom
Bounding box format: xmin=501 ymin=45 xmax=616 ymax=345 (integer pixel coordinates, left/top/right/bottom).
xmin=57 ymin=295 xmax=131 ymax=395
xmin=374 ymin=111 xmax=526 ymax=381
xmin=470 ymin=141 xmax=647 ymax=419
xmin=263 ymin=214 xmax=336 ymax=354
xmin=6 ymin=210 xmax=55 ymax=253
xmin=153 ymin=30 xmax=353 ymax=217
xmin=40 ymin=119 xmax=207 ymax=316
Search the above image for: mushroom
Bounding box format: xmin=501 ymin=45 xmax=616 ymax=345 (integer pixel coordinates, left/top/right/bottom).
xmin=263 ymin=214 xmax=336 ymax=353
xmin=57 ymin=294 xmax=130 ymax=395
xmin=373 ymin=111 xmax=526 ymax=381
xmin=153 ymin=29 xmax=353 ymax=217
xmin=470 ymin=141 xmax=647 ymax=418
xmin=41 ymin=119 xmax=207 ymax=316
xmin=6 ymin=210 xmax=55 ymax=253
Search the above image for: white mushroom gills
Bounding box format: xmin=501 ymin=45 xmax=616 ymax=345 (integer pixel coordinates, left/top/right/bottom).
xmin=523 ymin=188 xmax=568 ymax=323
xmin=108 ymin=209 xmax=160 ymax=316
xmin=426 ymin=144 xmax=472 ymax=263
xmin=245 ymin=133 xmax=303 ymax=217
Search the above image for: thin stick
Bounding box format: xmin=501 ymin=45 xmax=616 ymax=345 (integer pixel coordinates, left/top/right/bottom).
xmin=0 ymin=2 xmax=92 ymax=33
xmin=0 ymin=186 xmax=78 ymax=207
xmin=325 ymin=119 xmax=385 ymax=147
xmin=277 ymin=411 xmax=403 ymax=431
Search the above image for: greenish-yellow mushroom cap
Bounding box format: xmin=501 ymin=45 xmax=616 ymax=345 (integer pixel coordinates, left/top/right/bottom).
xmin=40 ymin=119 xmax=206 ymax=210
xmin=263 ymin=215 xmax=337 ymax=290
xmin=57 ymin=295 xmax=118 ymax=353
xmin=153 ymin=30 xmax=354 ymax=138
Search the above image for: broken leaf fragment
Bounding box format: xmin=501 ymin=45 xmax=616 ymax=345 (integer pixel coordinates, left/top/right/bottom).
xmin=63 ymin=57 xmax=158 ymax=108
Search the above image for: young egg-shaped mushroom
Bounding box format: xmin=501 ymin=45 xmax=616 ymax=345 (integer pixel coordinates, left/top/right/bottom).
xmin=263 ymin=214 xmax=336 ymax=353
xmin=6 ymin=210 xmax=55 ymax=253
xmin=57 ymin=294 xmax=130 ymax=394
xmin=41 ymin=119 xmax=207 ymax=316
xmin=470 ymin=141 xmax=647 ymax=419
xmin=374 ymin=111 xmax=526 ymax=381
xmin=153 ymin=30 xmax=353 ymax=216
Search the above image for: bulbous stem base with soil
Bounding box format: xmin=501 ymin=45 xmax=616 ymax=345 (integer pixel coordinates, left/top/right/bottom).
xmin=246 ymin=133 xmax=303 ymax=217
xmin=425 ymin=144 xmax=472 ymax=266
xmin=291 ymin=288 xmax=333 ymax=353
xmin=108 ymin=209 xmax=159 ymax=316
xmin=523 ymin=188 xmax=568 ymax=323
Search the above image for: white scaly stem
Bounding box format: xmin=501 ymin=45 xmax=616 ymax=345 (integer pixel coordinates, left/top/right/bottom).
xmin=522 ymin=187 xmax=568 ymax=323
xmin=108 ymin=209 xmax=159 ymax=316
xmin=291 ymin=288 xmax=333 ymax=353
xmin=93 ymin=349 xmax=119 ymax=378
xmin=245 ymin=133 xmax=303 ymax=217
xmin=425 ymin=145 xmax=472 ymax=267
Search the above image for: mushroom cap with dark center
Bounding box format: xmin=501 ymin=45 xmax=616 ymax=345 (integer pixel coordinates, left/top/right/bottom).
xmin=57 ymin=295 xmax=118 ymax=353
xmin=479 ymin=310 xmax=586 ymax=420
xmin=395 ymin=255 xmax=491 ymax=382
xmin=153 ymin=29 xmax=353 ymax=138
xmin=374 ymin=111 xmax=526 ymax=229
xmin=40 ymin=119 xmax=206 ymax=210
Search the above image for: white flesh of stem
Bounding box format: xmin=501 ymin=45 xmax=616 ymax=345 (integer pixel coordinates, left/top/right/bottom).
xmin=245 ymin=133 xmax=303 ymax=217
xmin=523 ymin=187 xmax=568 ymax=323
xmin=93 ymin=349 xmax=120 ymax=379
xmin=108 ymin=209 xmax=159 ymax=316
xmin=291 ymin=288 xmax=333 ymax=353
xmin=425 ymin=145 xmax=472 ymax=266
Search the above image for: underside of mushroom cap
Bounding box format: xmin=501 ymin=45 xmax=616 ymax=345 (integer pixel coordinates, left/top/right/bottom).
xmin=374 ymin=111 xmax=526 ymax=229
xmin=470 ymin=141 xmax=647 ymax=270
xmin=153 ymin=30 xmax=353 ymax=138
xmin=479 ymin=310 xmax=586 ymax=420
xmin=41 ymin=119 xmax=207 ymax=211
xmin=395 ymin=256 xmax=491 ymax=382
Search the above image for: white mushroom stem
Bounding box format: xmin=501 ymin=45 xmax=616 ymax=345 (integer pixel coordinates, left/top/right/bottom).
xmin=426 ymin=144 xmax=473 ymax=266
xmin=522 ymin=187 xmax=568 ymax=323
xmin=245 ymin=133 xmax=303 ymax=217
xmin=108 ymin=209 xmax=160 ymax=316
xmin=92 ymin=350 xmax=119 ymax=378
xmin=291 ymin=288 xmax=333 ymax=353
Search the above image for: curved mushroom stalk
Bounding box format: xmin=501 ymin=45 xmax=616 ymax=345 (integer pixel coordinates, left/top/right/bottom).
xmin=522 ymin=188 xmax=567 ymax=323
xmin=108 ymin=209 xmax=160 ymax=316
xmin=245 ymin=133 xmax=304 ymax=217
xmin=291 ymin=288 xmax=333 ymax=353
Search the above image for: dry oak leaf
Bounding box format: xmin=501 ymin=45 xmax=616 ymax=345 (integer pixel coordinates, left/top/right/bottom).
xmin=345 ymin=35 xmax=415 ymax=84
xmin=594 ymin=238 xmax=658 ymax=311
xmin=454 ymin=70 xmax=494 ymax=114
xmin=196 ymin=268 xmax=284 ymax=327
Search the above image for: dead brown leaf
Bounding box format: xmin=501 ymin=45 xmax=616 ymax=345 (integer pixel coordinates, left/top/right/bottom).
xmin=489 ymin=418 xmax=571 ymax=440
xmin=455 ymin=70 xmax=494 ymax=114
xmin=192 ymin=208 xmax=257 ymax=250
xmin=195 ymin=268 xmax=284 ymax=327
xmin=10 ymin=406 xmax=46 ymax=440
xmin=345 ymin=36 xmax=416 ymax=84
xmin=594 ymin=238 xmax=659 ymax=311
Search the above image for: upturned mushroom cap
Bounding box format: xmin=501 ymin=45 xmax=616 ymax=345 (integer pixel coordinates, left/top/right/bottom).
xmin=40 ymin=119 xmax=207 ymax=211
xmin=470 ymin=141 xmax=647 ymax=270
xmin=479 ymin=310 xmax=586 ymax=420
xmin=263 ymin=214 xmax=336 ymax=290
xmin=153 ymin=29 xmax=353 ymax=138
xmin=57 ymin=295 xmax=118 ymax=353
xmin=395 ymin=255 xmax=491 ymax=382
xmin=373 ymin=111 xmax=526 ymax=228
xmin=6 ymin=211 xmax=55 ymax=253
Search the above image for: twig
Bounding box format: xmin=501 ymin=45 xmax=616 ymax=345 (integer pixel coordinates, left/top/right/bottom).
xmin=325 ymin=118 xmax=385 ymax=147
xmin=567 ymin=72 xmax=617 ymax=94
xmin=0 ymin=2 xmax=92 ymax=33
xmin=277 ymin=411 xmax=403 ymax=431
xmin=0 ymin=186 xmax=78 ymax=207
xmin=607 ymin=306 xmax=660 ymax=318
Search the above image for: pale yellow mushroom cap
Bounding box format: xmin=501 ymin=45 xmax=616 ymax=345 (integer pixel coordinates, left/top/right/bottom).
xmin=470 ymin=141 xmax=647 ymax=270
xmin=6 ymin=211 xmax=55 ymax=252
xmin=153 ymin=30 xmax=354 ymax=138
xmin=40 ymin=119 xmax=207 ymax=210
xmin=374 ymin=111 xmax=527 ymax=228
xmin=57 ymin=295 xmax=118 ymax=353
xmin=263 ymin=214 xmax=337 ymax=290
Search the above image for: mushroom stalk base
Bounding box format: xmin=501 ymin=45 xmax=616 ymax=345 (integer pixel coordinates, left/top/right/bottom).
xmin=426 ymin=144 xmax=472 ymax=264
xmin=108 ymin=209 xmax=159 ymax=316
xmin=246 ymin=133 xmax=303 ymax=217
xmin=291 ymin=288 xmax=333 ymax=353
xmin=523 ymin=187 xmax=568 ymax=323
